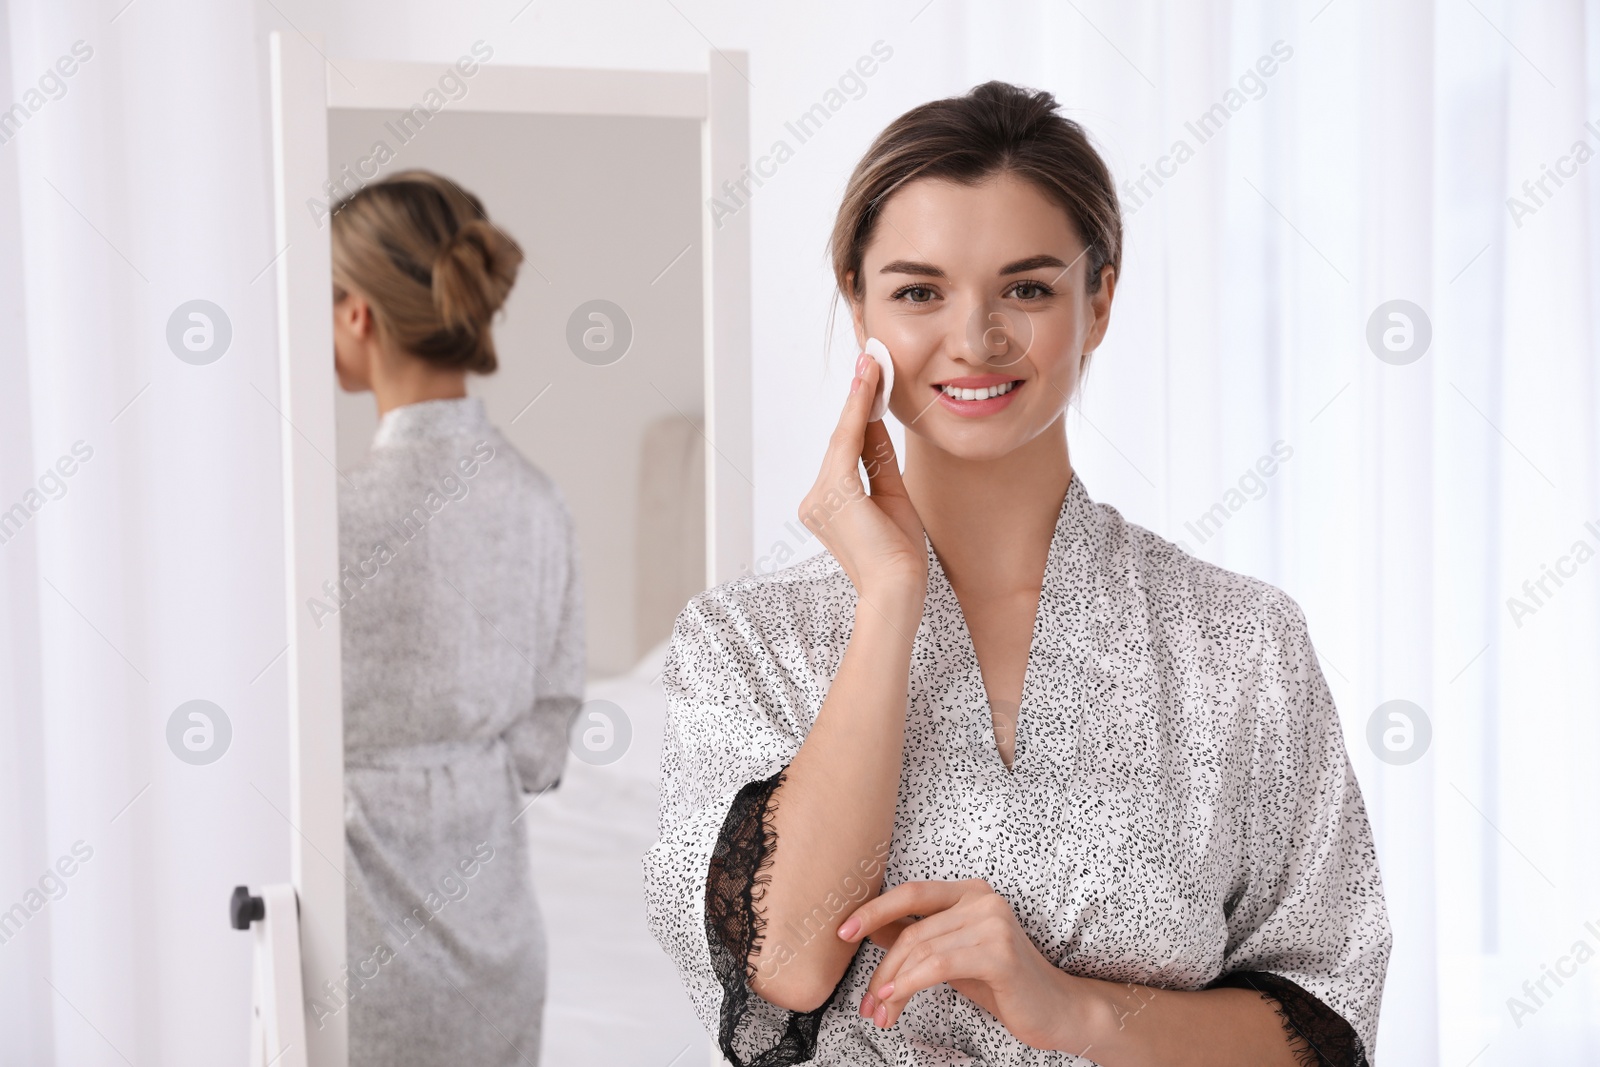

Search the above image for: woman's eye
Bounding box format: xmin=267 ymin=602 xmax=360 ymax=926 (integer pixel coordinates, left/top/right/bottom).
xmin=892 ymin=285 xmax=936 ymax=304
xmin=1011 ymin=281 xmax=1054 ymax=300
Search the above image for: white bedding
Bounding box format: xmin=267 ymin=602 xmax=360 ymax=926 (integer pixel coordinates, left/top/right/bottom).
xmin=524 ymin=637 xmax=711 ymax=1066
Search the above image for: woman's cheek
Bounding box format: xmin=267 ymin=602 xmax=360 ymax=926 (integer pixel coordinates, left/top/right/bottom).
xmin=884 ymin=347 xmax=929 ymax=418
xmin=1022 ymin=322 xmax=1078 ymax=383
xmin=872 ymin=326 xmax=941 ymax=394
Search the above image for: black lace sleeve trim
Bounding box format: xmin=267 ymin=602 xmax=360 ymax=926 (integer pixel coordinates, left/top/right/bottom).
xmin=704 ymin=767 xmax=851 ymax=1066
xmin=1207 ymin=970 xmax=1368 ymax=1067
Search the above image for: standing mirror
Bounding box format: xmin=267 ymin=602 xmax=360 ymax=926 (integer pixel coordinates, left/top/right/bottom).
xmin=270 ymin=33 xmax=752 ymax=1066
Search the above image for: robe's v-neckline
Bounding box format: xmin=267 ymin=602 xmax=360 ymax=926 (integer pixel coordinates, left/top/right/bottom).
xmin=922 ymin=469 xmax=1092 ymax=777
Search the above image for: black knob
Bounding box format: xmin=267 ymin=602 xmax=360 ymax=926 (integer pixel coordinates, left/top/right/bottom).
xmin=230 ymin=885 xmax=265 ymax=930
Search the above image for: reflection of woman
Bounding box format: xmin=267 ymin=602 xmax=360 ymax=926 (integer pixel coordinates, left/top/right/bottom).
xmin=645 ymin=83 xmax=1390 ymax=1066
xmin=330 ymin=170 xmax=584 ymax=1066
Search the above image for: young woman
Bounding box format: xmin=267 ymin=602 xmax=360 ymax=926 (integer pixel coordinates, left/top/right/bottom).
xmin=644 ymin=83 xmax=1390 ymax=1066
xmin=330 ymin=170 xmax=585 ymax=1066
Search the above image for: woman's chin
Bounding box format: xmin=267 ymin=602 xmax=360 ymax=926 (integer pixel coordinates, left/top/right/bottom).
xmin=913 ymin=424 xmax=1032 ymax=464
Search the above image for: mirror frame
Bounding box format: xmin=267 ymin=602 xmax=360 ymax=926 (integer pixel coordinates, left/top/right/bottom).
xmin=268 ymin=31 xmax=751 ymax=1065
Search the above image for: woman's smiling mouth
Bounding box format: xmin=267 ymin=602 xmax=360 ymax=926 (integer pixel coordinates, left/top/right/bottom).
xmin=931 ymin=373 xmax=1025 ymax=416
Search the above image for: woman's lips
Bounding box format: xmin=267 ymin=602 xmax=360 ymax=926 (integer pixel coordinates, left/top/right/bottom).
xmin=931 ymin=378 xmax=1024 ymax=417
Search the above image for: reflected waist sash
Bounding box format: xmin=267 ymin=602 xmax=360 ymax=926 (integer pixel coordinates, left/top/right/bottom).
xmin=344 ymin=735 xmax=506 ymax=771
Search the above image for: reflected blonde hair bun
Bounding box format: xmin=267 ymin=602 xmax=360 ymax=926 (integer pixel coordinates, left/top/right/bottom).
xmin=331 ymin=169 xmax=523 ymax=374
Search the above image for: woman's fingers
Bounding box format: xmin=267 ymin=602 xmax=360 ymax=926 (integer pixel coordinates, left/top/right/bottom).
xmin=861 ymin=915 xmax=917 ymax=951
xmin=821 ymin=351 xmax=878 ymax=477
xmin=866 ymin=927 xmax=987 ymax=1029
xmin=799 ymin=356 xmax=874 ymax=538
xmin=861 ymin=905 xmax=968 ymax=1005
xmin=842 ymin=880 xmax=1009 ymax=1026
xmin=860 ymin=418 xmax=907 ymax=502
xmin=839 ymin=879 xmax=964 ymax=942
xmin=797 ymin=347 xmax=926 ymax=596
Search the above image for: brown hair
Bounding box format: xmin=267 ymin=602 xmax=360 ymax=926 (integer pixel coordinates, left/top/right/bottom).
xmin=330 ymin=169 xmax=523 ymax=374
xmin=828 ymin=80 xmax=1121 ymax=356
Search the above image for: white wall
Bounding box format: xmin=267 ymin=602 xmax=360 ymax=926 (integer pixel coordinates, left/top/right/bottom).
xmin=326 ymin=108 xmax=706 ymax=679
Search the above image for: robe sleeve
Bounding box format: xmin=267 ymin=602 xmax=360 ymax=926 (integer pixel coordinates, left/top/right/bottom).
xmin=642 ymin=585 xmax=854 ymax=1066
xmin=1206 ymin=588 xmax=1392 ymax=1067
xmin=504 ymin=490 xmax=586 ymax=795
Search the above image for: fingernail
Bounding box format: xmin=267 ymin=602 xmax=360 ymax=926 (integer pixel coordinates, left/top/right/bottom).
xmin=838 ymin=918 xmax=859 ymax=939
xmin=861 ymin=992 xmax=876 ymax=1015
xmin=850 ymin=376 xmax=861 ymax=395
xmin=875 ymin=1002 xmax=888 ymax=1027
xmin=878 ymin=982 xmax=894 ymax=999
xmin=856 ymin=352 xmax=869 ymax=373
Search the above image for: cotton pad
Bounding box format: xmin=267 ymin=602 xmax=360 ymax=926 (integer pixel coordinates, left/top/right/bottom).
xmin=864 ymin=336 xmax=894 ymax=422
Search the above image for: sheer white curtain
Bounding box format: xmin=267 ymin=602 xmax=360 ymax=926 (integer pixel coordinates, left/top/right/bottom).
xmin=1 ymin=0 xmax=291 ymax=1062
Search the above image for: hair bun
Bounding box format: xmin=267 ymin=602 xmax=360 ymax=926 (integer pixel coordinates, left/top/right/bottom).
xmin=329 ymin=169 xmax=524 ymax=375
xmin=432 ymin=218 xmax=523 ymax=339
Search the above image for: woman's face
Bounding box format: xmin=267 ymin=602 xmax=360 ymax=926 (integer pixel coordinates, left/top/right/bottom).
xmin=849 ymin=171 xmax=1114 ymax=462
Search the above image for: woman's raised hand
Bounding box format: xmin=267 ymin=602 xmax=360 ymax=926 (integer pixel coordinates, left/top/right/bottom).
xmin=798 ymin=349 xmax=928 ymax=607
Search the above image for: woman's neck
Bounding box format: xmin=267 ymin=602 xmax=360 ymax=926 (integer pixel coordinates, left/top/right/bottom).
xmin=370 ymin=349 xmax=469 ymax=419
xmin=901 ymin=417 xmax=1073 ymax=596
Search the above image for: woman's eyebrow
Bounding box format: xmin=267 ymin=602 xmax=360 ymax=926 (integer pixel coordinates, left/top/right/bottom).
xmin=878 ymin=259 xmax=945 ymax=277
xmin=997 ymin=254 xmax=1069 ymax=275
xmin=877 ymin=254 xmax=1069 ymax=278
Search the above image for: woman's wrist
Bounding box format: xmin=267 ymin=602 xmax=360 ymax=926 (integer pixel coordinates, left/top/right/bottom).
xmin=1043 ymin=970 xmax=1140 ymax=1055
xmin=854 ymin=579 xmax=926 ymax=637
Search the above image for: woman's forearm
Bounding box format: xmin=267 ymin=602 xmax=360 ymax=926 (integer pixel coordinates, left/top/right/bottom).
xmin=1048 ymin=971 xmax=1303 ymax=1066
xmin=745 ymin=584 xmax=923 ymax=1013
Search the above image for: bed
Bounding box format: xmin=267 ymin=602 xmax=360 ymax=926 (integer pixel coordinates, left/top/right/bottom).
xmin=523 ymin=635 xmax=710 ymax=1065
xmin=522 ymin=411 xmax=721 ymax=1065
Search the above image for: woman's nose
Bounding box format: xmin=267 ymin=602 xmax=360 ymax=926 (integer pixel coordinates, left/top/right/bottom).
xmin=959 ymin=300 xmax=1034 ymax=369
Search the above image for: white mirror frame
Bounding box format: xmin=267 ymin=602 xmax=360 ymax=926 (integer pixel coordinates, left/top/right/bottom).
xmin=268 ymin=31 xmax=751 ymax=1065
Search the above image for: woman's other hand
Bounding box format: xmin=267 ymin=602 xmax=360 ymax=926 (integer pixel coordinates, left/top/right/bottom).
xmin=799 ymin=349 xmax=928 ymax=606
xmin=837 ymin=878 xmax=1088 ymax=1052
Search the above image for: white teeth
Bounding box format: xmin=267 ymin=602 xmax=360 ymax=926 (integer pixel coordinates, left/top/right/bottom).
xmin=940 ymin=381 xmax=1015 ymax=400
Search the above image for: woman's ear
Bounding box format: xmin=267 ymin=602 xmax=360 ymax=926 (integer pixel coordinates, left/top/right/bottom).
xmin=344 ymin=292 xmax=376 ymax=340
xmin=332 ymin=289 xmax=377 ymax=391
xmin=334 ymin=290 xmax=357 ymax=334
xmin=1083 ymin=266 xmax=1116 ymax=352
